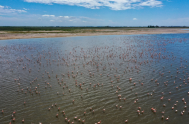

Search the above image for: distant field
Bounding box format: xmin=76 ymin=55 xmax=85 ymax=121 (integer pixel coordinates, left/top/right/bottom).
xmin=0 ymin=27 xmax=188 ymax=40
xmin=0 ymin=26 xmax=145 ymax=34
xmin=0 ymin=27 xmax=148 ymax=35
xmin=0 ymin=26 xmax=77 ymax=31
xmin=0 ymin=26 xmax=189 ymax=31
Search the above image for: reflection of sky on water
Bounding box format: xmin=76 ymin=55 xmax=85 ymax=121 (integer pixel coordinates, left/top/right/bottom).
xmin=0 ymin=34 xmax=189 ymax=124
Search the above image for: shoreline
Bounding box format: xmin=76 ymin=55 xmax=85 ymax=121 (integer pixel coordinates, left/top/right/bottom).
xmin=0 ymin=28 xmax=188 ymax=40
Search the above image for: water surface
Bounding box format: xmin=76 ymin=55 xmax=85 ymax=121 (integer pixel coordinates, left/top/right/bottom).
xmin=181 ymin=29 xmax=189 ymax=30
xmin=0 ymin=34 xmax=189 ymax=124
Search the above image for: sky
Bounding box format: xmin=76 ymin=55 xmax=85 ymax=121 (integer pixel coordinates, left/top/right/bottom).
xmin=0 ymin=0 xmax=189 ymax=26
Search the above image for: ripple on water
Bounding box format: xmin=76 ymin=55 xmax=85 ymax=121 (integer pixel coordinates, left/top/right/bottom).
xmin=0 ymin=34 xmax=189 ymax=124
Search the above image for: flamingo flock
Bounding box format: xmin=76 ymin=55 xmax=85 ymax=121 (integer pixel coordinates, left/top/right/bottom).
xmin=0 ymin=34 xmax=189 ymax=123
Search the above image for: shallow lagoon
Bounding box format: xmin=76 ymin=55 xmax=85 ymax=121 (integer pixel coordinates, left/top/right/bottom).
xmin=0 ymin=34 xmax=189 ymax=124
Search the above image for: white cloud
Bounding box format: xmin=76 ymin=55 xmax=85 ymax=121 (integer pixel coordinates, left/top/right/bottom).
xmin=58 ymin=16 xmax=70 ymax=19
xmin=133 ymin=18 xmax=137 ymax=20
xmin=24 ymin=0 xmax=163 ymax=10
xmin=139 ymin=0 xmax=162 ymax=7
xmin=0 ymin=5 xmax=27 ymax=15
xmin=64 ymin=16 xmax=69 ymax=18
xmin=42 ymin=14 xmax=55 ymax=17
xmin=40 ymin=14 xmax=102 ymax=24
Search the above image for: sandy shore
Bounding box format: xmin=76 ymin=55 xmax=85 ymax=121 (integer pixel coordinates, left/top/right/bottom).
xmin=0 ymin=28 xmax=188 ymax=40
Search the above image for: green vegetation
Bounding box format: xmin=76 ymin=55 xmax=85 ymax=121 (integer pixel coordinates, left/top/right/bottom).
xmin=0 ymin=26 xmax=189 ymax=32
xmin=0 ymin=26 xmax=145 ymax=32
xmin=0 ymin=26 xmax=77 ymax=31
xmin=0 ymin=26 xmax=145 ymax=34
xmin=0 ymin=26 xmax=188 ymax=35
xmin=148 ymin=25 xmax=159 ymax=28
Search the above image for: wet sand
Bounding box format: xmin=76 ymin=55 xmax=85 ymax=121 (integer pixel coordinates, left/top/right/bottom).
xmin=0 ymin=28 xmax=188 ymax=40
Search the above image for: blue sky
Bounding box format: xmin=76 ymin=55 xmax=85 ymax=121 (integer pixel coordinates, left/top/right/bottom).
xmin=0 ymin=0 xmax=189 ymax=26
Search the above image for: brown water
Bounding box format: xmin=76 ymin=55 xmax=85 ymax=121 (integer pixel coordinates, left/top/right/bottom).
xmin=0 ymin=34 xmax=189 ymax=124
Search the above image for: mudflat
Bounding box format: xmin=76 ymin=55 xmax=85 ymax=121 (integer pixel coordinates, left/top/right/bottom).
xmin=0 ymin=28 xmax=188 ymax=40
